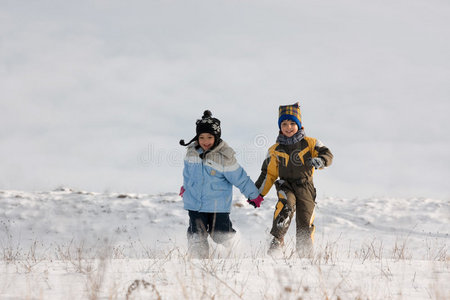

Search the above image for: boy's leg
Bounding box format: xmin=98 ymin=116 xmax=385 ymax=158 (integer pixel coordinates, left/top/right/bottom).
xmin=269 ymin=183 xmax=296 ymax=251
xmin=293 ymin=182 xmax=316 ymax=257
xmin=187 ymin=210 xmax=210 ymax=258
xmin=209 ymin=212 xmax=236 ymax=247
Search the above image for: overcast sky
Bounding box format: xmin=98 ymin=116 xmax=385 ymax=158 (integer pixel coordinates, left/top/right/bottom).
xmin=1 ymin=0 xmax=449 ymax=199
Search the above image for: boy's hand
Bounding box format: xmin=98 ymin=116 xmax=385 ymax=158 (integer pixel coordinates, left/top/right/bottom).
xmin=309 ymin=157 xmax=325 ymax=169
xmin=179 ymin=186 xmax=185 ymax=197
xmin=247 ymin=195 xmax=264 ymax=208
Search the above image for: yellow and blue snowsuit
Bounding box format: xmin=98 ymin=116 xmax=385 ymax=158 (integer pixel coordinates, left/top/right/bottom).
xmin=255 ymin=129 xmax=333 ymax=251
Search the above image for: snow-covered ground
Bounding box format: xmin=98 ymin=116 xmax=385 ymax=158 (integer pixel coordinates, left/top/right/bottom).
xmin=0 ymin=188 xmax=448 ymax=299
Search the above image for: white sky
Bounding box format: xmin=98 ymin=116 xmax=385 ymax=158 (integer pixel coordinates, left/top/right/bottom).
xmin=1 ymin=0 xmax=449 ymax=198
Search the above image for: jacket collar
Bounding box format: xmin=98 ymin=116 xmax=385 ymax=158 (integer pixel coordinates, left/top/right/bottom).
xmin=189 ymin=140 xmax=234 ymax=159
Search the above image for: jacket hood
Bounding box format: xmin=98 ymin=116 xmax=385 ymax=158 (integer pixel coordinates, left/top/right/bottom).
xmin=186 ymin=140 xmax=236 ymax=167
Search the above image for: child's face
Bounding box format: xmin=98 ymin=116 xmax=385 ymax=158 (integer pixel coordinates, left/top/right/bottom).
xmin=280 ymin=120 xmax=299 ymax=137
xmin=198 ymin=133 xmax=215 ymax=151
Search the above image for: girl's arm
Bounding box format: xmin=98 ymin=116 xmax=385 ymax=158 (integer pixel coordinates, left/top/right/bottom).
xmin=222 ymin=159 xmax=260 ymax=200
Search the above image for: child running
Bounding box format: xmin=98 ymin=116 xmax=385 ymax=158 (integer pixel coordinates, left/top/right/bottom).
xmin=179 ymin=110 xmax=264 ymax=258
xmin=255 ymin=102 xmax=333 ymax=256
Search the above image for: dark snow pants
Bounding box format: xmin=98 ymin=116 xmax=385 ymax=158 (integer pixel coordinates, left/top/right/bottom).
xmin=271 ymin=178 xmax=316 ymax=253
xmin=187 ymin=210 xmax=236 ymax=258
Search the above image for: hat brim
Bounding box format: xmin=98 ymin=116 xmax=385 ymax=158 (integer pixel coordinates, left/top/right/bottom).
xmin=278 ymin=115 xmax=301 ymax=129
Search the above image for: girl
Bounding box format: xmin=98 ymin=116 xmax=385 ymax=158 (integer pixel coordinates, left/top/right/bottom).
xmin=179 ymin=110 xmax=264 ymax=258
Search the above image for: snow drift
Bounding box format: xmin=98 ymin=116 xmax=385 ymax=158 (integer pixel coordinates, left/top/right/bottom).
xmin=0 ymin=189 xmax=448 ymax=299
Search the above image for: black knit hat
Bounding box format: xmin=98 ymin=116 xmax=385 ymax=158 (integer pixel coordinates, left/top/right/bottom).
xmin=179 ymin=110 xmax=222 ymax=147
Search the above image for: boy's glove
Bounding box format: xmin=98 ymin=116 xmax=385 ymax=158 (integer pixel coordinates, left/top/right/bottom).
xmin=179 ymin=186 xmax=185 ymax=197
xmin=247 ymin=195 xmax=264 ymax=208
xmin=309 ymin=157 xmax=325 ymax=169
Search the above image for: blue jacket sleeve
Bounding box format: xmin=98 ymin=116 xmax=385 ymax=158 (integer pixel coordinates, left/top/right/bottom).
xmin=223 ymin=165 xmax=260 ymax=200
xmin=182 ymin=161 xmax=189 ymax=187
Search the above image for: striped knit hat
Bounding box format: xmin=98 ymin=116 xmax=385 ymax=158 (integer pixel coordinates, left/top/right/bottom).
xmin=278 ymin=102 xmax=302 ymax=129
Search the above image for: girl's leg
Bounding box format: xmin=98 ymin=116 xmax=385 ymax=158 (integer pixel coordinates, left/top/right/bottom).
xmin=209 ymin=212 xmax=236 ymax=246
xmin=187 ymin=210 xmax=209 ymax=258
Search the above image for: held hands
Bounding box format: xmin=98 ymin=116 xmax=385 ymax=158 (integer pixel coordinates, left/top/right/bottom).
xmin=309 ymin=157 xmax=325 ymax=169
xmin=179 ymin=186 xmax=185 ymax=197
xmin=247 ymin=195 xmax=264 ymax=208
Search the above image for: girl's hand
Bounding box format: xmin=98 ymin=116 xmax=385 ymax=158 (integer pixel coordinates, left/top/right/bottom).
xmin=247 ymin=195 xmax=264 ymax=208
xmin=179 ymin=186 xmax=185 ymax=197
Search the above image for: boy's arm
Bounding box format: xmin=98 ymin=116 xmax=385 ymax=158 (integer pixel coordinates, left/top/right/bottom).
xmin=255 ymin=147 xmax=279 ymax=196
xmin=315 ymin=139 xmax=333 ymax=167
xmin=305 ymin=137 xmax=333 ymax=169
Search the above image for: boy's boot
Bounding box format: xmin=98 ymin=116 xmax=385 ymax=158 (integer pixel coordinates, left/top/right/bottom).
xmin=296 ymin=229 xmax=314 ymax=258
xmin=296 ymin=240 xmax=313 ymax=258
xmin=187 ymin=233 xmax=209 ymax=259
xmin=267 ymin=236 xmax=284 ymax=255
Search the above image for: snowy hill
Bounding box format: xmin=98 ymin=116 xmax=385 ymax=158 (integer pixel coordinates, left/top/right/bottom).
xmin=1 ymin=189 xmax=448 ymax=299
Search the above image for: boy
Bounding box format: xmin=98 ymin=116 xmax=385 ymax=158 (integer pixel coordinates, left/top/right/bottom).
xmin=253 ymin=102 xmax=333 ymax=256
xmin=180 ymin=110 xmax=264 ymax=258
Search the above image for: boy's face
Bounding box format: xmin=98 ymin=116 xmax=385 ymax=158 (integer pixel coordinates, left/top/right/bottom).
xmin=198 ymin=133 xmax=215 ymax=151
xmin=280 ymin=120 xmax=299 ymax=137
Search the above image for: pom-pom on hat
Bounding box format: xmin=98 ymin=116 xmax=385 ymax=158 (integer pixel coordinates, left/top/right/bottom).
xmin=179 ymin=110 xmax=222 ymax=147
xmin=195 ymin=110 xmax=221 ymax=138
xmin=278 ymin=102 xmax=302 ymax=129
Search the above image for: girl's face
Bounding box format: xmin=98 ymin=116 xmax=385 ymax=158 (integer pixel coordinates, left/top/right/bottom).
xmin=280 ymin=120 xmax=299 ymax=137
xmin=198 ymin=133 xmax=215 ymax=151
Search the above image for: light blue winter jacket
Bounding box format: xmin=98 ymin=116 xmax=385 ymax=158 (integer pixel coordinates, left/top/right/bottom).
xmin=182 ymin=140 xmax=260 ymax=213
